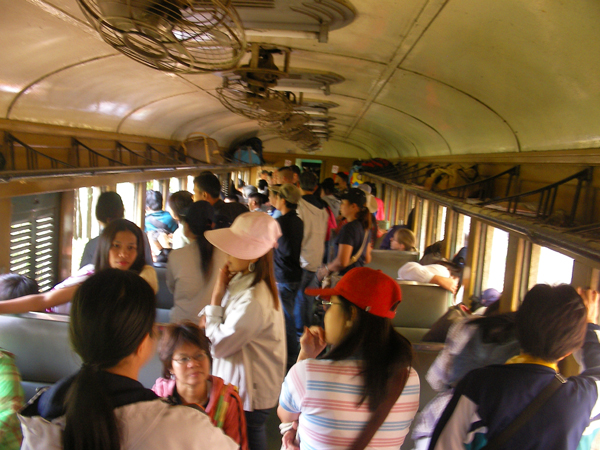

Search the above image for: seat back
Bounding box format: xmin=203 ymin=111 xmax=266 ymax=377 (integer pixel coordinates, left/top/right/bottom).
xmin=366 ymin=250 xmax=419 ymax=279
xmin=0 ymin=312 xmax=163 ymax=401
xmin=393 ymin=281 xmax=453 ymax=342
xmin=154 ymin=266 xmax=173 ymax=323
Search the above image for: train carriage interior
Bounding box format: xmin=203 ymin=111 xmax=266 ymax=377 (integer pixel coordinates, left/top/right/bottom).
xmin=1 ymin=0 xmax=600 ymax=448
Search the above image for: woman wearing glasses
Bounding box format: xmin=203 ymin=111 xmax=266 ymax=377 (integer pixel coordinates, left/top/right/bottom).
xmin=152 ymin=322 xmax=248 ymax=450
xmin=278 ymin=267 xmax=420 ymax=450
xmin=18 ymin=270 xmax=237 ymax=450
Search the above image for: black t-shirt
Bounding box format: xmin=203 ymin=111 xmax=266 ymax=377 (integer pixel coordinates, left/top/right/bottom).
xmin=274 ymin=210 xmax=304 ymax=283
xmin=334 ymin=220 xmax=368 ymax=275
xmin=213 ymin=199 xmax=248 ymax=229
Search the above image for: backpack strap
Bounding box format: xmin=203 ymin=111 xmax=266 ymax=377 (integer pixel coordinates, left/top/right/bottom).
xmin=348 ymin=368 xmax=410 ymax=450
xmin=481 ymin=373 xmax=566 ymax=450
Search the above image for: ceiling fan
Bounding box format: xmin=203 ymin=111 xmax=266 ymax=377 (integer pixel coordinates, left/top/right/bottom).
xmin=76 ymin=0 xmax=246 ymax=72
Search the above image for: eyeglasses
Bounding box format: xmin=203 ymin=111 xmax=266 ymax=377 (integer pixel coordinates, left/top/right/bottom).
xmin=321 ymin=300 xmax=342 ymax=311
xmin=172 ymin=353 xmax=208 ymax=365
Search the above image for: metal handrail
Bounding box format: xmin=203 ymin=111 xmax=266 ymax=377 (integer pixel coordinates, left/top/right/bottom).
xmin=439 ymin=165 xmax=520 ymax=200
xmin=72 ymin=138 xmax=125 ymax=167
xmin=169 ymin=145 xmax=206 ymax=165
xmin=146 ymin=144 xmax=179 ymax=165
xmin=7 ymin=134 xmax=74 ymax=170
xmin=400 ymin=164 xmax=436 ymax=183
xmin=116 ymin=142 xmax=156 ymax=166
xmin=478 ymin=167 xmax=593 ymax=226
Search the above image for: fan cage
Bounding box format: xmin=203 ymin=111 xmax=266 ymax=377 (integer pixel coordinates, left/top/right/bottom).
xmin=77 ymin=0 xmax=246 ymax=73
xmin=217 ymin=82 xmax=295 ymax=122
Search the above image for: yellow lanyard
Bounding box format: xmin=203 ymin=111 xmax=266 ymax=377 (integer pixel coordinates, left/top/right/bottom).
xmin=505 ymin=353 xmax=559 ymax=372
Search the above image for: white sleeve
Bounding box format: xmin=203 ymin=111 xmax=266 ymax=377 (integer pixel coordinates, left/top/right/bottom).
xmin=204 ymin=291 xmax=266 ymax=359
xmin=139 ymin=265 xmax=159 ymax=294
xmin=397 ymin=262 xmax=436 ymax=283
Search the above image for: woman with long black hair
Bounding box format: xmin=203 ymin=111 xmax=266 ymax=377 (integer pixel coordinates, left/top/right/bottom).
xmin=18 ymin=269 xmax=237 ymax=450
xmin=278 ymin=267 xmax=420 ymax=449
xmin=167 ymin=201 xmax=227 ymax=322
xmin=317 ymin=188 xmax=373 ymax=282
xmin=0 ymin=218 xmax=157 ymax=314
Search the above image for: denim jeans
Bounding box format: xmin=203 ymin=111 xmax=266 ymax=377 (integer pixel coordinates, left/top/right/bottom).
xmin=277 ymin=281 xmax=301 ymax=367
xmin=244 ymin=408 xmax=273 ymax=450
xmin=294 ymin=269 xmax=320 ymax=339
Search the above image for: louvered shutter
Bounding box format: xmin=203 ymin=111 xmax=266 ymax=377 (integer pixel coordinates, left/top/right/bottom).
xmin=10 ymin=194 xmax=60 ymax=292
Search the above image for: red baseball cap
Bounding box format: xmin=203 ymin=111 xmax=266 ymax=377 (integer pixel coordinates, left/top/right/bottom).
xmin=305 ymin=267 xmax=402 ymax=319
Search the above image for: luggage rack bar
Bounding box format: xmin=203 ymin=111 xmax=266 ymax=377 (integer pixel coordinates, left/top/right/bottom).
xmin=478 ymin=167 xmax=593 ymax=226
xmin=439 ymin=165 xmax=520 ymax=200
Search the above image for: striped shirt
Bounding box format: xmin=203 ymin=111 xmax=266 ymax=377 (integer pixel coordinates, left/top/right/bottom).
xmin=279 ymin=359 xmax=420 ymax=449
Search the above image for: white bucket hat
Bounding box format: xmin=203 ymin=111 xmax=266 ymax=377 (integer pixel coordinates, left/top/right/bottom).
xmin=204 ymin=212 xmax=282 ymax=260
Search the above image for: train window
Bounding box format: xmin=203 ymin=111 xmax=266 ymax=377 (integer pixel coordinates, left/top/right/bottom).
xmin=116 ymin=183 xmax=138 ymax=224
xmin=481 ymin=227 xmax=509 ymax=293
xmin=528 ymin=245 xmax=574 ymax=287
xmin=437 ymin=206 xmax=447 ymax=241
xmin=417 ymin=199 xmax=429 ymax=256
xmin=405 ymin=194 xmax=416 ymax=226
xmin=188 ymin=175 xmax=195 ymax=193
xmin=72 ymin=187 xmax=102 ymax=275
xmin=11 ymin=193 xmax=61 ymax=291
xmin=457 ymin=215 xmax=471 ymax=250
xmin=149 ymin=180 xmax=162 ymax=192
xmin=169 ymin=178 xmax=178 ymax=193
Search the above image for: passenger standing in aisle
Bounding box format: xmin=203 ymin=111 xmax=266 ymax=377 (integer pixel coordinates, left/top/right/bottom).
xmin=270 ymin=184 xmax=304 ymax=369
xmin=201 ymin=213 xmax=286 ymax=450
xmin=320 ymin=177 xmax=341 ymax=218
xmin=193 ymin=171 xmax=247 ymax=228
xmin=167 ymin=190 xmax=194 ymax=249
xmin=295 ymin=171 xmax=329 ymax=337
xmin=167 ymin=201 xmax=227 ymax=323
xmin=317 ymin=188 xmax=372 ymax=281
xmin=334 ymin=172 xmax=349 ymax=197
xmin=271 ymin=167 xmax=295 ymax=219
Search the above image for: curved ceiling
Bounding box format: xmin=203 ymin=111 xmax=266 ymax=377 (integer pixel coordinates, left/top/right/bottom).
xmin=2 ymin=0 xmax=600 ymax=158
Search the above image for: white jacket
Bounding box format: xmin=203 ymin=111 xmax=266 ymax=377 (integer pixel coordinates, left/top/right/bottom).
xmin=203 ymin=272 xmax=286 ymax=411
xmin=19 ymin=399 xmax=237 ymax=450
xmin=297 ymin=198 xmax=329 ymax=272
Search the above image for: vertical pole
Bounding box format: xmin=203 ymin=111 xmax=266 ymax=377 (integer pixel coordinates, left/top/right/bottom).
xmin=0 ymin=199 xmax=11 ymax=274
xmin=462 ymin=219 xmax=483 ymax=308
xmin=500 ymin=232 xmax=526 ymax=313
xmin=59 ymin=191 xmax=75 ymax=280
xmin=444 ymin=209 xmax=457 ymax=260
xmin=137 ymin=182 xmax=147 ymax=230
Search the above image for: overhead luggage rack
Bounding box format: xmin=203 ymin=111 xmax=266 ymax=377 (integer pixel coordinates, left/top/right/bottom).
xmin=0 ymin=132 xmax=254 ymax=183
xmin=478 ymin=167 xmax=593 ymax=227
xmin=363 ymin=166 xmax=600 ymax=264
xmin=438 ymin=166 xmax=520 ymax=201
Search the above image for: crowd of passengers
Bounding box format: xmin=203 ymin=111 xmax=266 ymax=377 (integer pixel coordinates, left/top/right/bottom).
xmin=0 ymin=167 xmax=598 ymax=450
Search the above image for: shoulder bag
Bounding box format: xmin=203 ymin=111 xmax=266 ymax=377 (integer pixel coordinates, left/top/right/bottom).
xmin=322 ymin=230 xmax=370 ymax=288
